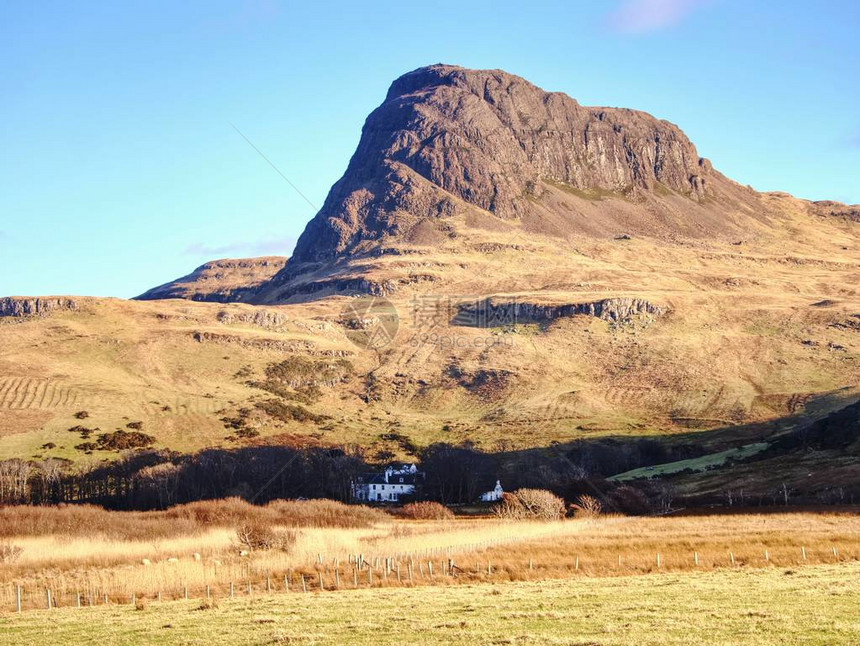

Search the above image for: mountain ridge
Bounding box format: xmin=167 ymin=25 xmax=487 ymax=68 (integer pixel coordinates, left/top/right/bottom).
xmin=0 ymin=65 xmax=857 ymax=502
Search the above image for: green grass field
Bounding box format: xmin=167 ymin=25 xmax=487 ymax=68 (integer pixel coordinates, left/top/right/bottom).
xmin=609 ymin=442 xmax=770 ymax=482
xmin=2 ymin=563 xmax=857 ymax=645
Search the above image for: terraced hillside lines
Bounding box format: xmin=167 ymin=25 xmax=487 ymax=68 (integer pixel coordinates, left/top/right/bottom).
xmin=0 ymin=377 xmax=80 ymax=410
xmin=602 ymin=385 xmax=660 ymax=407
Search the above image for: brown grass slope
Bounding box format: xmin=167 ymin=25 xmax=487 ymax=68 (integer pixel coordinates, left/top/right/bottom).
xmin=0 ymin=66 xmax=857 ymax=493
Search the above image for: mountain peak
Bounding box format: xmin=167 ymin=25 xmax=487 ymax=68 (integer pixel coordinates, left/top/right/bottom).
xmin=286 ymin=64 xmax=723 ymax=267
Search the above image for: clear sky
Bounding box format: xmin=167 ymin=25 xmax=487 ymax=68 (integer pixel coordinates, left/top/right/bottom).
xmin=2 ymin=0 xmax=858 ymax=298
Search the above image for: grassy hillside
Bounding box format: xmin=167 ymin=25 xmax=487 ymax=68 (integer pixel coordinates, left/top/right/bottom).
xmin=0 ymin=191 xmax=857 ymax=498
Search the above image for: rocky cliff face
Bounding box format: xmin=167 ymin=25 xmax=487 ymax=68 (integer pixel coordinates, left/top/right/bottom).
xmin=138 ymin=64 xmax=855 ymax=306
xmin=454 ymin=297 xmax=666 ymax=327
xmin=287 ymin=64 xmax=718 ymax=266
xmin=0 ymin=296 xmax=81 ymax=317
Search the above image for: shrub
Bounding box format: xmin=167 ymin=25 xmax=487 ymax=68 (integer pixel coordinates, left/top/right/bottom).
xmin=397 ymin=502 xmax=454 ymax=520
xmin=0 ymin=499 xmax=388 ymax=541
xmin=494 ymin=489 xmax=566 ymax=520
xmin=73 ymin=411 xmax=89 ymax=419
xmin=235 ymin=523 xmax=297 ymax=552
xmin=255 ymin=400 xmax=328 ymax=424
xmin=570 ymin=494 xmax=603 ymax=519
xmin=94 ymin=430 xmax=156 ymax=451
xmin=515 ymin=488 xmax=566 ymax=520
xmin=0 ymin=542 xmax=23 ymax=563
xmin=493 ymin=492 xmax=526 ymax=520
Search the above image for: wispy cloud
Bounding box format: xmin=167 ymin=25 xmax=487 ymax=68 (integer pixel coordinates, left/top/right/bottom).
xmin=184 ymin=236 xmax=296 ymax=257
xmin=608 ymin=0 xmax=705 ymax=34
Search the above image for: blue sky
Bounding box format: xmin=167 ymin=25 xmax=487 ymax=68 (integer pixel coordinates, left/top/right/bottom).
xmin=1 ymin=0 xmax=858 ymax=298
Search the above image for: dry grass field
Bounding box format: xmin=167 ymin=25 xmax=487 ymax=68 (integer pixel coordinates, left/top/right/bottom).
xmin=1 ymin=564 xmax=858 ymax=645
xmin=1 ymin=502 xmax=857 ymax=616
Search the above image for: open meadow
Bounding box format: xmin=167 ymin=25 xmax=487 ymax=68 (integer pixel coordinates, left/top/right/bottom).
xmin=1 ymin=499 xmax=858 ymax=644
xmin=1 ymin=564 xmax=858 ymax=645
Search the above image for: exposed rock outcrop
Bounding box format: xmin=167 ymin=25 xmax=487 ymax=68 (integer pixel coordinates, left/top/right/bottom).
xmin=453 ymin=297 xmax=665 ymax=327
xmin=0 ymin=296 xmax=81 ymax=317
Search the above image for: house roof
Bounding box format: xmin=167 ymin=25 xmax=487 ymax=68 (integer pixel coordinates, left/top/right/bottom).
xmin=354 ymin=469 xmax=422 ymax=485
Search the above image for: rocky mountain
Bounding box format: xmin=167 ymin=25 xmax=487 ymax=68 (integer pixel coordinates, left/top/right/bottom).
xmin=136 ymin=257 xmax=286 ymax=302
xmin=288 ymin=64 xmax=723 ymax=263
xmin=148 ymin=64 xmax=850 ymax=304
xmin=1 ymin=65 xmax=858 ymax=500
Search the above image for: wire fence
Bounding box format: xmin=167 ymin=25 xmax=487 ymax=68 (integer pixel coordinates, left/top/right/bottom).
xmin=2 ymin=541 xmax=853 ymax=614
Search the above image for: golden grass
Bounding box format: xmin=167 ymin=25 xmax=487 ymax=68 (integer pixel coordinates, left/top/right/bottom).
xmin=2 ymin=509 xmax=858 ymax=612
xmin=0 ymin=517 xmax=580 ymax=607
xmin=478 ymin=511 xmax=860 ymax=579
xmin=2 ymin=564 xmax=859 ymax=645
xmin=1 ymin=197 xmax=857 ymax=465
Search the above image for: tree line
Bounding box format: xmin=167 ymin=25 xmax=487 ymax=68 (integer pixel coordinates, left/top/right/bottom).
xmin=0 ymin=429 xmax=855 ymax=510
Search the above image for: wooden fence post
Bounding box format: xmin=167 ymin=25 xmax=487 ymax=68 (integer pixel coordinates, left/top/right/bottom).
xmin=656 ymin=553 xmax=661 ymax=568
xmin=729 ymin=552 xmax=735 ymax=566
xmin=694 ymin=552 xmax=699 ymax=566
xmin=318 ymin=572 xmax=324 ymax=591
xmin=301 ymin=574 xmax=307 ymax=593
xmin=801 ymin=546 xmax=807 ymax=560
xmin=45 ymin=588 xmax=51 ymax=610
xmin=16 ymin=585 xmax=21 ymax=614
xmin=575 ymin=556 xmax=579 ymax=571
xmin=184 ymin=586 xmax=189 ymax=600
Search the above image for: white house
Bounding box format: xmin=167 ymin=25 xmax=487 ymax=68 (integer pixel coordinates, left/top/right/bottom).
xmin=352 ymin=464 xmax=422 ymax=503
xmin=479 ymin=480 xmax=504 ymax=502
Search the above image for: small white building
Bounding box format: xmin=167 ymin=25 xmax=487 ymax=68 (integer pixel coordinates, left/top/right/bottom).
xmin=352 ymin=464 xmax=422 ymax=503
xmin=479 ymin=480 xmax=504 ymax=502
